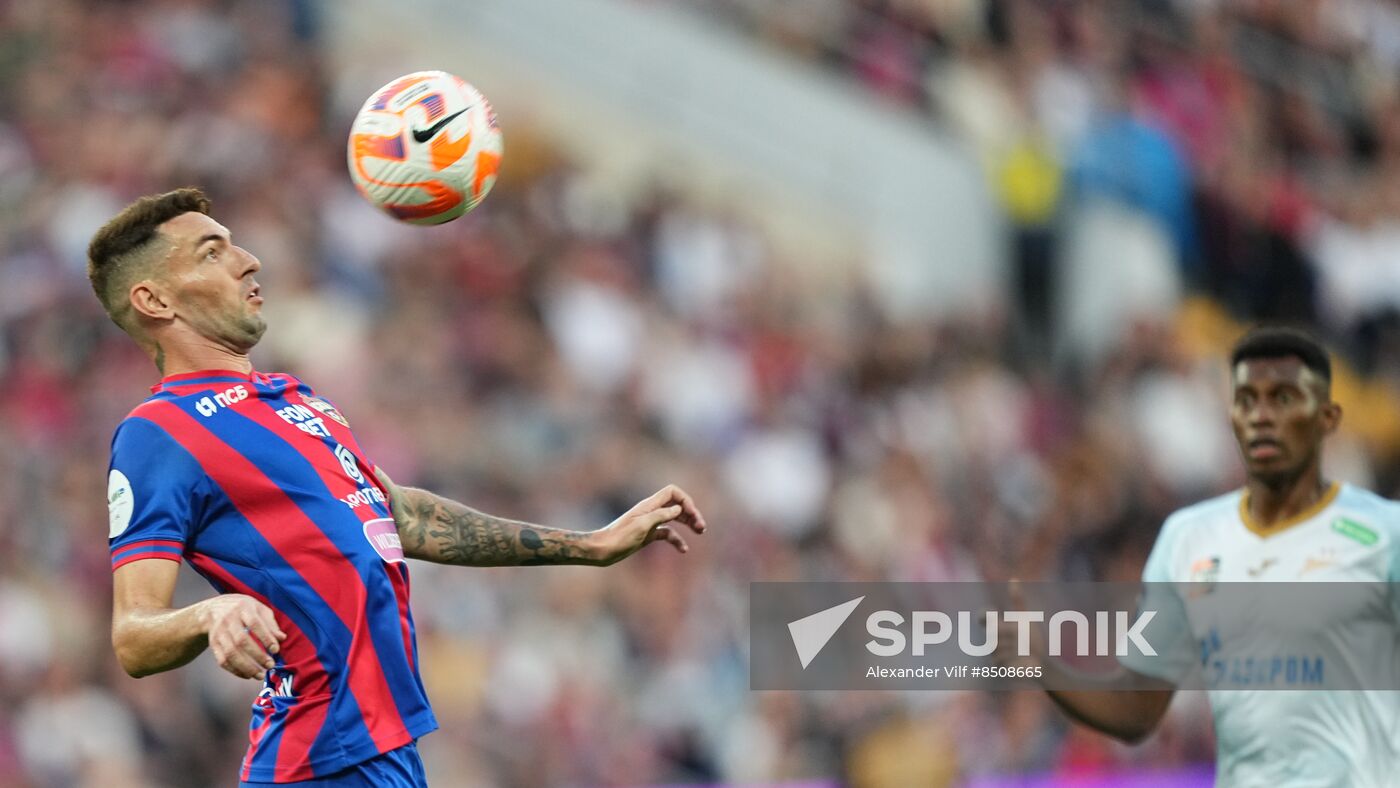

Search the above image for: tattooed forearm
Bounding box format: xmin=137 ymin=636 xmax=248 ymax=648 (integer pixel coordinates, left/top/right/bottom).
xmin=390 ymin=486 xmax=596 ymax=566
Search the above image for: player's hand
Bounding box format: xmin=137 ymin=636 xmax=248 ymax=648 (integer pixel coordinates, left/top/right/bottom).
xmin=993 ymin=579 xmax=1045 ymax=672
xmin=588 ymin=485 xmax=708 ymax=566
xmin=197 ymin=594 xmax=287 ymax=680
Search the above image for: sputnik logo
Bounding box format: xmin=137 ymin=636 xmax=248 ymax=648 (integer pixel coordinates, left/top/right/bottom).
xmin=788 ymin=597 xmax=864 ymax=669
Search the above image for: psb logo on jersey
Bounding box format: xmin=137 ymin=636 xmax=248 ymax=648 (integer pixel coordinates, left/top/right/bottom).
xmin=334 ymin=444 xmax=365 ymax=484
xmin=303 ymin=395 xmax=349 ymax=427
xmin=194 ymin=384 xmax=250 ymax=417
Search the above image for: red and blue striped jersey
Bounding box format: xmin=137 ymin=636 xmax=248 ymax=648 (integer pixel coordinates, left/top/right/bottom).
xmin=105 ymin=369 xmax=437 ymax=783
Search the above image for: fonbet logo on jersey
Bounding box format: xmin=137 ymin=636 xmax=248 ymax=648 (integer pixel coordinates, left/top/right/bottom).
xmin=276 ymin=404 xmax=331 ymax=437
xmin=107 ymin=469 xmax=135 ymax=537
xmin=788 ymin=597 xmax=1157 ymax=670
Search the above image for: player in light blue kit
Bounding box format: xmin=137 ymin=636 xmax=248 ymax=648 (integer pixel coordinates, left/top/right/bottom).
xmin=1033 ymin=327 xmax=1400 ymax=787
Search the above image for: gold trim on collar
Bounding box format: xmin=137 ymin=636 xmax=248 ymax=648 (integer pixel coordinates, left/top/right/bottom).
xmin=1239 ymin=482 xmax=1341 ymax=538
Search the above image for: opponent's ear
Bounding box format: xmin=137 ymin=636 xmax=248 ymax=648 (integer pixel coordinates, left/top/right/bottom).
xmin=1320 ymin=399 xmax=1342 ymax=435
xmin=129 ymin=280 xmax=174 ymax=322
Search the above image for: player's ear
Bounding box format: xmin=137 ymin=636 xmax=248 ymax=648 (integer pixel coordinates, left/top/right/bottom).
xmin=1321 ymin=398 xmax=1342 ymax=435
xmin=129 ymin=280 xmax=173 ymax=322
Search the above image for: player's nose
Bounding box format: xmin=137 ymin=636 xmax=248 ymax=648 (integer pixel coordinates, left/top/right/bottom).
xmin=1246 ymin=403 xmax=1276 ymax=428
xmin=239 ymin=247 xmax=262 ymax=276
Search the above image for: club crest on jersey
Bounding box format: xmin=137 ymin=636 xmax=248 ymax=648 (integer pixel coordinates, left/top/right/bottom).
xmin=303 ymin=395 xmax=349 ymax=427
xmin=1189 ymin=556 xmax=1220 ymax=582
xmin=1189 ymin=556 xmax=1220 ymax=596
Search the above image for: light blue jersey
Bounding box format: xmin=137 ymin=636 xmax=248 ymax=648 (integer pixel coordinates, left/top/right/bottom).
xmin=1126 ymin=484 xmax=1400 ymax=788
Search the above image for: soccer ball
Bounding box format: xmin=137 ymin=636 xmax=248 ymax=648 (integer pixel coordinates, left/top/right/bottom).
xmin=347 ymin=71 xmax=503 ymax=225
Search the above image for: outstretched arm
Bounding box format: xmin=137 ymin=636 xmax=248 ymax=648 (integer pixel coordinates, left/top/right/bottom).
xmin=374 ymin=469 xmax=707 ymax=567
xmin=995 ymin=584 xmax=1176 ymax=744
xmin=1043 ymin=679 xmax=1175 ymax=744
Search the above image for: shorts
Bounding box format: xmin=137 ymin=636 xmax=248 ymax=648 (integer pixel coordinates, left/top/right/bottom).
xmin=238 ymin=742 xmax=427 ymax=787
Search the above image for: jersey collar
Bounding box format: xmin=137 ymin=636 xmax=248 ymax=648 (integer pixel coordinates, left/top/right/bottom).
xmin=1238 ymin=481 xmax=1342 ymax=538
xmin=151 ymin=369 xmax=262 ymax=394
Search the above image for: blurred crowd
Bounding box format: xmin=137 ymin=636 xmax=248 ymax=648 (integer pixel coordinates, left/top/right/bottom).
xmin=1 ymin=0 xmax=1399 ymax=787
xmin=697 ymin=0 xmax=1400 ymax=377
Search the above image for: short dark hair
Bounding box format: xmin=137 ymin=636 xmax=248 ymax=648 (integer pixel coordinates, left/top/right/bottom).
xmin=1230 ymin=325 xmax=1331 ymax=383
xmin=87 ymin=187 xmax=211 ymax=330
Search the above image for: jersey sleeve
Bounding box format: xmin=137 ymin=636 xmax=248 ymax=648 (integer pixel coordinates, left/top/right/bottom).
xmin=106 ymin=417 xmax=207 ymax=571
xmin=1386 ymin=506 xmax=1400 ymax=621
xmin=1118 ymin=516 xmax=1196 ymax=685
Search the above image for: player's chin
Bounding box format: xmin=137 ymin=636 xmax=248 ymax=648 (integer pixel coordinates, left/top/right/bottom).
xmin=234 ymin=316 xmax=268 ymax=347
xmin=1246 ymin=459 xmax=1298 ymax=485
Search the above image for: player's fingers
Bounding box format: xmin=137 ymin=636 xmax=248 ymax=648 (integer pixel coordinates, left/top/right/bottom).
xmin=647 ymin=525 xmax=689 ymax=554
xmin=246 ymin=605 xmax=286 ymax=648
xmin=669 ymin=486 xmax=707 ymax=533
xmin=993 ymin=618 xmax=1024 ymax=665
xmin=372 ymin=467 xmax=404 ymax=517
xmin=235 ymin=627 xmax=276 ymax=671
xmin=242 ymin=618 xmax=281 ymax=659
xmin=226 ymin=649 xmax=268 ymax=680
xmin=212 ymin=637 xmax=265 ymax=679
xmin=225 ymin=616 xmax=274 ymax=665
xmin=1008 ymin=578 xmax=1025 ymax=609
xmin=235 ymin=606 xmax=278 ymax=649
xmin=636 ymin=504 xmax=683 ymax=531
xmin=631 ymin=486 xmax=674 ymax=515
xmin=372 ymin=466 xmax=396 ymax=490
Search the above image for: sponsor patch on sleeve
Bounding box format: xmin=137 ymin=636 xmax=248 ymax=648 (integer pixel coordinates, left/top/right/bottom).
xmin=108 ymin=469 xmax=135 ymax=538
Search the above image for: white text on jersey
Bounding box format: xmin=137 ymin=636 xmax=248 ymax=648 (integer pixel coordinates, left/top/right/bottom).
xmin=257 ymin=672 xmax=295 ymax=701
xmin=194 ymin=385 xmax=250 ymax=417
xmin=342 ymin=486 xmax=388 ymax=510
xmin=276 ymin=404 xmax=331 ymax=437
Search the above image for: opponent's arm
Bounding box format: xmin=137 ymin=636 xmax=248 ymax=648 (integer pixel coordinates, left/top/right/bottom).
xmin=112 ymin=558 xmax=285 ymax=680
xmin=374 ymin=469 xmax=706 ymax=567
xmin=995 ymin=585 xmax=1175 ymax=743
xmin=1044 ymin=680 xmax=1175 ymax=744
xmin=991 ymin=579 xmax=1176 ymax=744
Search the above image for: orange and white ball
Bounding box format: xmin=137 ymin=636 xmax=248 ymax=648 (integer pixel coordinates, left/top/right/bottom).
xmin=347 ymin=71 xmax=503 ymax=225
